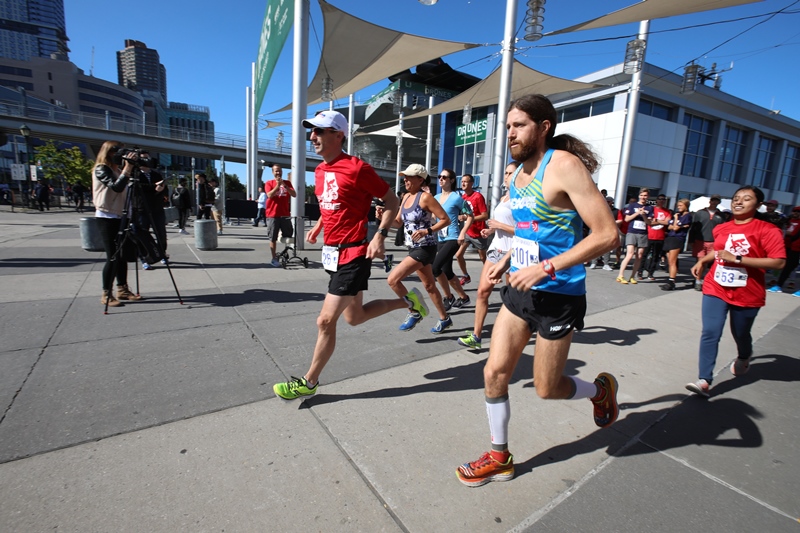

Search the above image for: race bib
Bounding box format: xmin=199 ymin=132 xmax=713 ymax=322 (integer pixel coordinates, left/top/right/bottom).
xmin=440 ymin=227 xmax=449 ymax=239
xmin=511 ymin=236 xmax=540 ymax=270
xmin=714 ymin=264 xmax=747 ymax=287
xmin=632 ymin=220 xmax=647 ymax=231
xmin=321 ymin=245 xmax=340 ymax=272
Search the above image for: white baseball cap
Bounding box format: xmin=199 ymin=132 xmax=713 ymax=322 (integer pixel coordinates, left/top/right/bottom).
xmin=302 ymin=110 xmax=349 ymax=137
xmin=399 ymin=163 xmax=428 ymax=179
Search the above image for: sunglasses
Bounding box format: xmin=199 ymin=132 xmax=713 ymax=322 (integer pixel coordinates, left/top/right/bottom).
xmin=438 ymin=175 xmax=450 ymax=179
xmin=311 ymin=127 xmax=337 ymax=136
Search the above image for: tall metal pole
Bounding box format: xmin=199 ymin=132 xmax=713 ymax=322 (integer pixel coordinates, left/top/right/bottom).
xmin=395 ymin=109 xmax=404 ymax=194
xmin=291 ymin=0 xmax=309 ymax=249
xmin=347 ymin=93 xmax=355 ymax=155
xmin=489 ymin=0 xmax=518 ymax=215
xmin=425 ymin=95 xmax=434 ymax=177
xmin=220 ymin=155 xmax=226 ymax=223
xmin=251 ymin=63 xmax=259 ymax=197
xmin=245 ymin=86 xmax=252 ymax=200
xmin=614 ymin=20 xmax=650 ymax=208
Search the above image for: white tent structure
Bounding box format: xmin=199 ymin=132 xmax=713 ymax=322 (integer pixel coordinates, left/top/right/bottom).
xmin=356 ymin=125 xmax=419 ymax=140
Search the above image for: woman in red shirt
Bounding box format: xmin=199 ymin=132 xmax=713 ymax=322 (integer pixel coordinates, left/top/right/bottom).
xmin=686 ymin=186 xmax=786 ymax=397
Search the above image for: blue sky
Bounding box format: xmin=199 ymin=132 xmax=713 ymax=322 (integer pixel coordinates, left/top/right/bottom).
xmin=65 ymin=0 xmax=800 ymax=181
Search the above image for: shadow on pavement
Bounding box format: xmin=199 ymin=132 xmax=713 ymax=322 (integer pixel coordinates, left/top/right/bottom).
xmin=574 ymin=326 xmax=657 ymax=346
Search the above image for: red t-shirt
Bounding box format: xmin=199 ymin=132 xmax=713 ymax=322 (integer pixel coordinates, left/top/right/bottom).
xmin=315 ymin=153 xmax=389 ymax=264
xmin=462 ymin=190 xmax=487 ymax=238
xmin=784 ymin=219 xmax=800 ymax=253
xmin=647 ymin=206 xmax=671 ymax=240
xmin=703 ymin=218 xmax=786 ymax=308
xmin=616 ymin=208 xmax=629 ymax=234
xmin=264 ymin=179 xmax=294 ymax=218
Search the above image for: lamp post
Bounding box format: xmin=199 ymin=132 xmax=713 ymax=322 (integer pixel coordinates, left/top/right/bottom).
xmin=19 ymin=124 xmax=32 ymax=208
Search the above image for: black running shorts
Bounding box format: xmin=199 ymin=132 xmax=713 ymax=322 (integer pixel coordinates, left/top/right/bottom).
xmin=500 ymin=286 xmax=586 ymax=340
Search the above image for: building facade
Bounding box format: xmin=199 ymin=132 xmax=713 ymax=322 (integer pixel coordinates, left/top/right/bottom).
xmin=116 ymin=40 xmax=167 ymax=103
xmin=0 ymin=0 xmax=68 ymax=62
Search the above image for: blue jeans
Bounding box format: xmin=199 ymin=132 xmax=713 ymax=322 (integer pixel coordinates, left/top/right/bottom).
xmin=698 ymin=294 xmax=759 ymax=383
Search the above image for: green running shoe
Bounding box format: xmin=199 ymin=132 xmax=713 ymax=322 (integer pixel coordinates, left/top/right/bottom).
xmin=404 ymin=287 xmax=429 ymax=318
xmin=273 ymin=376 xmax=317 ymax=400
xmin=457 ymin=332 xmax=482 ymax=349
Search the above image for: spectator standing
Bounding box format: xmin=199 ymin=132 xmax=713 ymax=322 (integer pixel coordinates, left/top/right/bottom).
xmin=195 ymin=173 xmax=213 ymax=220
xmin=590 ymin=196 xmax=618 ymax=270
xmin=210 ymin=178 xmax=224 ymax=235
xmin=264 ymin=164 xmax=296 ymax=266
xmin=253 ymin=186 xmax=267 ymax=226
xmin=133 ymin=153 xmax=168 ymax=270
xmin=454 ymin=174 xmax=489 ymax=285
xmin=35 ymin=180 xmax=51 ymax=211
xmin=616 ymin=188 xmax=654 ymax=284
xmin=767 ymin=205 xmax=800 ymax=295
xmin=172 ymin=178 xmax=191 ymax=235
xmin=762 ymin=199 xmax=787 ymax=229
xmin=686 ymin=186 xmax=785 ymax=397
xmin=690 ymin=194 xmax=725 ymax=290
xmin=660 ymin=199 xmax=693 ymax=291
xmin=639 ymin=193 xmax=671 ymax=280
xmin=72 ymin=182 xmax=87 ymax=213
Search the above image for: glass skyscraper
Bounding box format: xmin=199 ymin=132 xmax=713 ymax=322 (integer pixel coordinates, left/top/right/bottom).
xmin=0 ymin=0 xmax=68 ymax=61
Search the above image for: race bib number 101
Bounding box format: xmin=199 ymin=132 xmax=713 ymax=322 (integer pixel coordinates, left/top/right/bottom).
xmin=511 ymin=236 xmax=540 ymax=270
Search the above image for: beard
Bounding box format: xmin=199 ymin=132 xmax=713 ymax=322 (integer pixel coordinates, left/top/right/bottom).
xmin=509 ymin=136 xmax=539 ymax=162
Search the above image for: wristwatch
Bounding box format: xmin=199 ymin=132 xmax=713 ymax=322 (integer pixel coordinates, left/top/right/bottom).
xmin=427 ymin=227 xmax=433 ymax=235
xmin=541 ymin=259 xmax=557 ymax=280
xmin=735 ymin=255 xmax=743 ymax=264
xmin=378 ymin=227 xmax=389 ymax=238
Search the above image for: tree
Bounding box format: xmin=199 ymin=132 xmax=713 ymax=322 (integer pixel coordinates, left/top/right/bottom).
xmin=223 ymin=172 xmax=245 ymax=193
xmin=34 ymin=141 xmax=94 ymax=187
xmin=305 ymin=184 xmax=316 ymax=201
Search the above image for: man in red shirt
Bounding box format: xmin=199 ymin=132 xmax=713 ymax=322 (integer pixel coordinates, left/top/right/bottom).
xmin=768 ymin=205 xmax=800 ymax=294
xmin=638 ymin=193 xmax=671 ymax=280
xmin=272 ymin=110 xmax=426 ymax=401
xmin=264 ymin=163 xmax=297 ymax=267
xmin=454 ymin=174 xmax=488 ymax=286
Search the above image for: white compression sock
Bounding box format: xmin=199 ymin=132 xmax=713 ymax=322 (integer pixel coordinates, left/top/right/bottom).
xmin=485 ymin=395 xmax=510 ymax=449
xmin=570 ymin=377 xmax=598 ymax=399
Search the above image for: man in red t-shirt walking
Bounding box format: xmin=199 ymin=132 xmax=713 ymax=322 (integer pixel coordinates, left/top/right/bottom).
xmin=454 ymin=174 xmax=488 ymax=286
xmin=264 ymin=163 xmax=297 ymax=267
xmin=273 ymin=111 xmax=427 ymax=401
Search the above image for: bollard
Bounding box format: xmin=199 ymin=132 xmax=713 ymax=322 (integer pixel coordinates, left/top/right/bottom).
xmin=79 ymin=217 xmax=105 ymax=251
xmin=164 ymin=206 xmax=178 ymax=223
xmin=195 ymin=219 xmax=218 ymax=250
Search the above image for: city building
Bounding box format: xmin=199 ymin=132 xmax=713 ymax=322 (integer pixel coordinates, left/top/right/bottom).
xmin=0 ymin=0 xmax=68 ymax=62
xmin=116 ymin=40 xmax=167 ymax=103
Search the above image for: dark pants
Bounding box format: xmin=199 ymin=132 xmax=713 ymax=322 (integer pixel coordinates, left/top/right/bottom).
xmin=37 ymin=197 xmax=50 ymax=211
xmin=776 ymin=249 xmax=800 ymax=288
xmin=96 ymin=217 xmax=128 ymax=291
xmin=697 ymin=294 xmax=759 ymax=383
xmin=641 ymin=239 xmax=665 ymax=275
xmin=198 ymin=205 xmax=212 ymax=220
xmin=178 ymin=208 xmax=190 ymax=230
xmin=136 ymin=206 xmax=167 ymax=256
xmin=432 ymin=240 xmax=460 ymax=279
xmin=253 ymin=207 xmax=266 ymax=226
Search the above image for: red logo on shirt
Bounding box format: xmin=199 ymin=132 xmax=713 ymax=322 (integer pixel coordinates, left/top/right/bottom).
xmin=515 ymin=221 xmax=539 ymax=231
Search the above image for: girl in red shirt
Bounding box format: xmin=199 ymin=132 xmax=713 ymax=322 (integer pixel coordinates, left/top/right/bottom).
xmin=686 ymin=186 xmax=786 ymax=397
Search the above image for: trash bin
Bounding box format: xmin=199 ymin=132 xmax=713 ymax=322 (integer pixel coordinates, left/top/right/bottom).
xmin=79 ymin=217 xmax=105 ymax=252
xmin=195 ymin=219 xmax=218 ymax=250
xmin=164 ymin=206 xmax=178 ymax=223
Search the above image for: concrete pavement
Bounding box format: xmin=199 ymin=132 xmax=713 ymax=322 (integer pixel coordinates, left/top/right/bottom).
xmin=0 ymin=205 xmax=798 ymax=532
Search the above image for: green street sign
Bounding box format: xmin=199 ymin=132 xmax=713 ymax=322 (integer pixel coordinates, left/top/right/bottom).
xmin=455 ymin=118 xmax=488 ymax=147
xmin=255 ymin=0 xmax=294 ymax=113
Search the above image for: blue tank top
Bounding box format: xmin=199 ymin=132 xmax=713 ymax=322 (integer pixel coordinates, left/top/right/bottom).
xmin=401 ymin=192 xmax=437 ymax=248
xmin=509 ymin=148 xmax=586 ymax=295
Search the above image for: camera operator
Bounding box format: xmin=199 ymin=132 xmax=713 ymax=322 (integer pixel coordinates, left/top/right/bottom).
xmin=132 ymin=151 xmax=168 ymax=270
xmin=92 ymin=141 xmax=143 ymax=307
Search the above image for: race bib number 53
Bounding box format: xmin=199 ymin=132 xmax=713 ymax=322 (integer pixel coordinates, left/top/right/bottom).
xmin=714 ymin=264 xmax=747 ymax=287
xmin=511 ymin=236 xmax=540 ymax=270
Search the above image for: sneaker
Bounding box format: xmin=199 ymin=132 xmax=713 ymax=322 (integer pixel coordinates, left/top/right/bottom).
xmin=458 ymin=275 xmax=471 ymax=286
xmin=271 ymin=258 xmax=282 ymax=268
xmin=142 ymin=262 xmax=154 ymax=271
xmin=160 ymin=258 xmax=168 ymax=265
xmin=685 ymin=379 xmax=710 ymax=397
xmin=399 ymin=312 xmax=423 ymax=331
xmin=646 ymin=274 xmax=656 ymax=281
xmin=767 ymin=285 xmax=782 ymax=293
xmin=442 ymin=295 xmax=456 ymax=311
xmin=628 ymin=277 xmax=638 ymax=285
xmin=457 ymin=332 xmax=482 ymax=349
xmin=384 ymin=254 xmax=394 ymax=273
xmin=730 ymin=357 xmax=751 ymax=376
xmin=602 ymin=265 xmax=613 ymax=271
xmin=591 ymin=373 xmax=619 ymax=428
xmin=217 ymin=230 xmax=223 ymax=236
xmin=456 ymin=452 xmax=515 ymax=487
xmin=452 ymin=295 xmax=470 ymax=309
xmin=660 ymin=280 xmax=675 ymax=291
xmin=273 ymin=376 xmax=317 ymax=400
xmin=404 ymin=288 xmax=429 ymax=318
xmin=431 ymin=315 xmax=453 ymax=334
xmin=179 ymin=229 xmax=189 ymax=235
xmin=616 ymin=276 xmax=628 ymax=284
xmin=793 ymin=290 xmax=800 ymax=298
xmin=589 ymin=262 xmax=598 ymax=269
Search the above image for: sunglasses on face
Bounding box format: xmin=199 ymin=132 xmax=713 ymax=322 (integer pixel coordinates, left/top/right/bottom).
xmin=311 ymin=127 xmax=337 ymax=136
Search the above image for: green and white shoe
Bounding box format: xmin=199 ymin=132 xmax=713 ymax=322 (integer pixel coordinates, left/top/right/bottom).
xmin=457 ymin=332 xmax=482 ymax=349
xmin=273 ymin=376 xmax=317 ymax=400
xmin=404 ymin=287 xmax=429 ymax=318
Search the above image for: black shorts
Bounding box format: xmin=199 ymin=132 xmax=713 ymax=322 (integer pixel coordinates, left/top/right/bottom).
xmin=500 ymin=286 xmax=586 ymax=340
xmin=328 ymin=256 xmax=372 ymax=296
xmin=266 ymin=217 xmax=293 ymax=242
xmin=407 ymin=245 xmax=438 ymax=266
xmin=662 ymin=236 xmax=685 ymax=252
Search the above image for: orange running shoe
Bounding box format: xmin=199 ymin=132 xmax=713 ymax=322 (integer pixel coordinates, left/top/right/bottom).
xmin=456 ymin=452 xmax=514 ymax=487
xmin=591 ymin=372 xmax=619 ymax=428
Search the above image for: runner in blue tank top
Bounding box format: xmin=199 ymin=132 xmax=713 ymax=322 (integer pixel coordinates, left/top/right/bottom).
xmin=456 ymin=94 xmax=621 ymax=488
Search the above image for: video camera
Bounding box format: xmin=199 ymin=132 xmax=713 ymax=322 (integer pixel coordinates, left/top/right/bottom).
xmin=112 ymin=147 xmax=156 ymax=169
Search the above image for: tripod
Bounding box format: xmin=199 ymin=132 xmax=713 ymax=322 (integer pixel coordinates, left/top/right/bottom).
xmin=105 ymin=168 xmax=183 ymax=313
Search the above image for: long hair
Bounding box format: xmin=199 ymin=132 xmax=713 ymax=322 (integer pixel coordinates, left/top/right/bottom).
xmin=508 ymin=94 xmax=600 ymax=174
xmin=93 ymin=140 xmax=123 ymax=172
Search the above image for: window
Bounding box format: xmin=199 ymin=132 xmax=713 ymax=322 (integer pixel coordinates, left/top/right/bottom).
xmin=717 ymin=125 xmax=747 ymax=183
xmin=777 ymin=144 xmax=799 ymax=192
xmin=559 ymin=97 xmax=614 ymax=123
xmin=639 ymin=99 xmax=673 ymax=121
xmin=751 ymin=136 xmax=775 ymax=188
xmin=681 ymin=114 xmax=713 ymax=178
